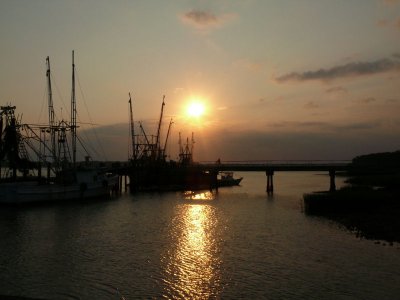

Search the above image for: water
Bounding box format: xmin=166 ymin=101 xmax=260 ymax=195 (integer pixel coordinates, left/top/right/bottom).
xmin=0 ymin=172 xmax=399 ymax=299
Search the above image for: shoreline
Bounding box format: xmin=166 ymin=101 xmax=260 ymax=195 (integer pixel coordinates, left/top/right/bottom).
xmin=304 ymin=187 xmax=400 ymax=243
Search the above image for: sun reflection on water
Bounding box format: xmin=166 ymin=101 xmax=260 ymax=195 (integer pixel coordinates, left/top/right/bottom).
xmin=161 ymin=200 xmax=222 ymax=299
xmin=183 ymin=191 xmax=215 ymax=201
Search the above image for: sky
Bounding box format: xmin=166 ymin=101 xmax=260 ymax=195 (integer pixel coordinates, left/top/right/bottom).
xmin=1 ymin=0 xmax=400 ymax=161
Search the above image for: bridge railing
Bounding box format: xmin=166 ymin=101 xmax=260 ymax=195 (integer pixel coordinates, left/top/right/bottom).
xmin=199 ymin=160 xmax=351 ymax=167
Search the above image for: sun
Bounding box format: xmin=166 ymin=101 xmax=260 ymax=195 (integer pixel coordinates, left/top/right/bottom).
xmin=187 ymin=101 xmax=205 ymax=118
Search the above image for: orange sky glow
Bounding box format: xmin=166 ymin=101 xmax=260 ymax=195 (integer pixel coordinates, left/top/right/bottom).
xmin=1 ymin=1 xmax=400 ymax=161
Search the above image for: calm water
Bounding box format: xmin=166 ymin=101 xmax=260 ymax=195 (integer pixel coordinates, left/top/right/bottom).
xmin=0 ymin=172 xmax=399 ymax=299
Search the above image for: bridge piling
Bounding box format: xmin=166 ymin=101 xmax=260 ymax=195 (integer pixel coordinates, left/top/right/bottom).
xmin=329 ymin=170 xmax=336 ymax=192
xmin=266 ymin=170 xmax=274 ymax=194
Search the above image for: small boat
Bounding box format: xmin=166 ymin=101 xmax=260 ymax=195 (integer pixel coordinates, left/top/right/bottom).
xmin=217 ymin=171 xmax=243 ymax=187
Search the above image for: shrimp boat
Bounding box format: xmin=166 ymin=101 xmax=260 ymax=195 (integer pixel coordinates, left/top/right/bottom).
xmin=0 ymin=52 xmax=118 ymax=204
xmin=127 ymin=95 xmax=216 ymax=191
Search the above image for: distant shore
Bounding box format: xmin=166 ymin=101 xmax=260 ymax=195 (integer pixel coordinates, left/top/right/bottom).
xmin=304 ymin=187 xmax=400 ymax=243
xmin=303 ymin=150 xmax=400 ymax=244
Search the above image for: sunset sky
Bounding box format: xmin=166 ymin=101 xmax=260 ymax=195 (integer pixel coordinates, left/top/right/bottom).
xmin=1 ymin=0 xmax=400 ymax=161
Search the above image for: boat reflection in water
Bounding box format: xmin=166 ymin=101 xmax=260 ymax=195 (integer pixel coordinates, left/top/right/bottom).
xmin=161 ymin=191 xmax=222 ymax=298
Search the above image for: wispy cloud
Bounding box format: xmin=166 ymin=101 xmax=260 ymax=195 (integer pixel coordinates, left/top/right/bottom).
xmin=180 ymin=10 xmax=236 ymax=30
xmin=382 ymin=0 xmax=400 ymax=5
xmin=377 ymin=18 xmax=400 ymax=30
xmin=325 ymin=86 xmax=348 ymax=94
xmin=233 ymin=58 xmax=262 ymax=72
xmin=304 ymin=101 xmax=319 ymax=109
xmin=275 ymin=58 xmax=400 ymax=83
xmin=359 ymin=97 xmax=377 ymax=104
xmin=267 ymin=120 xmax=381 ymax=132
xmin=377 ymin=19 xmax=391 ymax=27
xmin=79 ymin=120 xmax=396 ymax=161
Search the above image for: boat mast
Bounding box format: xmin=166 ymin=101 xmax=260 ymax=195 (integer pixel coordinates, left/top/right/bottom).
xmin=128 ymin=93 xmax=135 ymax=160
xmin=139 ymin=122 xmax=150 ymax=146
xmin=155 ymin=95 xmax=165 ymax=160
xmin=191 ymin=132 xmax=195 ymax=163
xmin=178 ymin=132 xmax=183 ymax=155
xmin=71 ymin=50 xmax=77 ymax=168
xmin=163 ymin=118 xmax=173 ymax=159
xmin=46 ymin=57 xmax=57 ymax=165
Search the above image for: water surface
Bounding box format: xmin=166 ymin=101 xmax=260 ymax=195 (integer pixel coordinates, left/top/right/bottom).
xmin=0 ymin=172 xmax=399 ymax=299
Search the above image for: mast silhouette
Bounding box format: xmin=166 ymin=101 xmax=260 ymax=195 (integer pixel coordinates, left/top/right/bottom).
xmin=128 ymin=93 xmax=135 ymax=160
xmin=71 ymin=51 xmax=77 ymax=169
xmin=46 ymin=56 xmax=57 ymax=165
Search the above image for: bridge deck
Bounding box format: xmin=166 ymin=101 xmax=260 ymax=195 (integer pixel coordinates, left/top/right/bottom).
xmin=199 ymin=161 xmax=350 ymax=172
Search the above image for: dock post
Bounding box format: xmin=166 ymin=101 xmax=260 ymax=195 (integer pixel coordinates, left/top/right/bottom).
xmin=119 ymin=175 xmax=123 ymax=193
xmin=38 ymin=163 xmax=42 ymax=182
xmin=329 ymin=169 xmax=336 ymax=192
xmin=210 ymin=169 xmax=218 ymax=192
xmin=266 ymin=170 xmax=274 ymax=194
xmin=47 ymin=163 xmax=51 ymax=182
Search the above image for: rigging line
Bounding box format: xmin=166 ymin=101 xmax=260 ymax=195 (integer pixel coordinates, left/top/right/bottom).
xmin=75 ymin=70 xmax=107 ymax=161
xmin=37 ymin=80 xmax=47 ymax=124
xmin=76 ymin=135 xmax=93 ymax=159
xmin=73 ymin=122 xmax=102 ymax=160
xmin=50 ymin=72 xmax=69 ymax=120
xmin=75 ymin=112 xmax=104 ymax=161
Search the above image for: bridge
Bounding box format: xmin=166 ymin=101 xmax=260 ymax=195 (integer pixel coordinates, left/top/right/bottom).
xmin=199 ymin=160 xmax=351 ymax=193
xmin=110 ymin=160 xmax=351 ymax=194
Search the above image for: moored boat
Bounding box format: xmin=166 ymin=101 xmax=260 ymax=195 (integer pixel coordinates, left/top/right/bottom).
xmin=0 ymin=170 xmax=117 ymax=204
xmin=127 ymin=96 xmax=216 ymax=191
xmin=217 ymin=171 xmax=243 ymax=187
xmin=0 ymin=52 xmax=118 ymax=204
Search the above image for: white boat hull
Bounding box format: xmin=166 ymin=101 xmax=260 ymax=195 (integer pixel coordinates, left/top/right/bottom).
xmin=0 ymin=176 xmax=119 ymax=204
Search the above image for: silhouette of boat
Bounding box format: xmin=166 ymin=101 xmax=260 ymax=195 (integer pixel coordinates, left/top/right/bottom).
xmin=217 ymin=171 xmax=243 ymax=187
xmin=127 ymin=95 xmax=216 ymax=191
xmin=0 ymin=52 xmax=118 ymax=204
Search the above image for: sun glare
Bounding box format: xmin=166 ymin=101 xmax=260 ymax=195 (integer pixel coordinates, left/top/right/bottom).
xmin=187 ymin=101 xmax=205 ymax=118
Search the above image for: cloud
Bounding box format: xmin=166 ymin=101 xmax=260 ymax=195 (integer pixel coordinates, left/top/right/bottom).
xmin=304 ymin=101 xmax=319 ymax=109
xmin=180 ymin=10 xmax=236 ymax=30
xmin=76 ymin=120 xmax=399 ymax=161
xmin=359 ymin=97 xmax=377 ymax=104
xmin=386 ymin=98 xmax=399 ymax=103
xmin=182 ymin=10 xmax=218 ymax=27
xmin=233 ymin=58 xmax=262 ymax=72
xmin=382 ymin=0 xmax=400 ymax=5
xmin=266 ymin=121 xmax=380 ymax=132
xmin=174 ymin=87 xmax=184 ymax=94
xmin=325 ymin=86 xmax=348 ymax=94
xmin=275 ymin=58 xmax=400 ymax=83
xmin=377 ymin=17 xmax=400 ymax=30
xmin=377 ymin=19 xmax=390 ymax=27
xmin=198 ymin=126 xmax=398 ymax=161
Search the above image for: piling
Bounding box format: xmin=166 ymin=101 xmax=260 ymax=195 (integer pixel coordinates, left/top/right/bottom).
xmin=329 ymin=169 xmax=336 ymax=192
xmin=118 ymin=175 xmax=123 ymax=193
xmin=266 ymin=170 xmax=274 ymax=194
